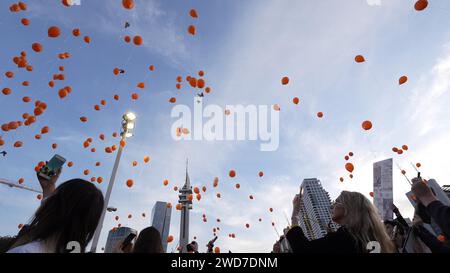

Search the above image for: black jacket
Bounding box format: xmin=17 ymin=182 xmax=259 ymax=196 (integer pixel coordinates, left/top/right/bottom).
xmin=426 ymin=200 xmax=450 ymax=238
xmin=285 ymin=226 xmax=363 ymax=253
xmin=413 ymin=225 xmax=450 ymax=253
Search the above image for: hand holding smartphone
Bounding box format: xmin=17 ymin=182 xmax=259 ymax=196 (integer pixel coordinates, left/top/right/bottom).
xmin=37 ymin=154 xmax=66 ymax=198
xmin=38 ymin=154 xmax=66 ymax=180
xmin=121 ymin=233 xmax=137 ymax=252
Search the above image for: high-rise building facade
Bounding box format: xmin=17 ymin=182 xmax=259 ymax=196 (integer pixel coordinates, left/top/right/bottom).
xmin=104 ymin=226 xmax=137 ymax=253
xmin=151 ymin=201 xmax=172 ymax=252
xmin=297 ymin=178 xmax=338 ymax=240
xmin=373 ymin=158 xmax=393 ymax=221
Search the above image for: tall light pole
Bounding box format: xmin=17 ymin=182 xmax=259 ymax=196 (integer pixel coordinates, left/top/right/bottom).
xmin=90 ymin=112 xmax=136 ymax=253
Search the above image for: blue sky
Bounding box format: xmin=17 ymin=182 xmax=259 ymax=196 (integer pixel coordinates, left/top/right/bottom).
xmin=1 ymin=0 xmax=450 ymax=252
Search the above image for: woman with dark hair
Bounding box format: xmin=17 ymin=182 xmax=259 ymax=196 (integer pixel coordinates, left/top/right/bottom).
xmin=132 ymin=227 xmax=164 ymax=253
xmin=8 ymin=170 xmax=104 ymax=253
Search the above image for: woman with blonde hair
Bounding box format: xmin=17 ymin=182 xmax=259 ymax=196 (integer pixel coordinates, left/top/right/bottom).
xmin=285 ymin=191 xmax=395 ymax=253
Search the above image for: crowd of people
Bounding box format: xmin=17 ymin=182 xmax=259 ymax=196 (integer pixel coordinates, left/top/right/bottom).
xmin=1 ymin=165 xmax=449 ymax=253
xmin=273 ymin=177 xmax=450 ymax=253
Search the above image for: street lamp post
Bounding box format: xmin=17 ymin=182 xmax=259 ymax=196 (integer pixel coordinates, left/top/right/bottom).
xmin=90 ymin=112 xmax=136 ymax=253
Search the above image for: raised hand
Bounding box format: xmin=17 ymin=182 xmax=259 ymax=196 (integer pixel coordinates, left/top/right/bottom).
xmin=37 ymin=164 xmax=62 ymax=199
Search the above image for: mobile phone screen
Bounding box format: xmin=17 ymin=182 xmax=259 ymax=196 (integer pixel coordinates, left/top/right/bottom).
xmin=39 ymin=154 xmax=66 ymax=179
xmin=121 ymin=233 xmax=136 ymax=250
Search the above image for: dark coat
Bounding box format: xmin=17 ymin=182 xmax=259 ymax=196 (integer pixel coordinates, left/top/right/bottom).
xmin=285 ymin=226 xmax=364 ymax=253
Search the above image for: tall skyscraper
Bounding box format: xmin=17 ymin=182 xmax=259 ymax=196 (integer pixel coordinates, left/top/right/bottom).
xmin=373 ymin=158 xmax=393 ymax=221
xmin=297 ymin=178 xmax=338 ymax=240
xmin=178 ymin=160 xmax=193 ymax=253
xmin=151 ymin=201 xmax=172 ymax=252
xmin=104 ymin=226 xmax=137 ymax=253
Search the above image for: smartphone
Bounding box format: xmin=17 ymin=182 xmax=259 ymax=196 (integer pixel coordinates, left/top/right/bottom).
xmin=121 ymin=233 xmax=137 ymax=251
xmin=38 ymin=154 xmax=66 ymax=180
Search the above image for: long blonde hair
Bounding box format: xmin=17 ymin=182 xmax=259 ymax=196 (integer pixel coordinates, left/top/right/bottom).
xmin=337 ymin=191 xmax=395 ymax=253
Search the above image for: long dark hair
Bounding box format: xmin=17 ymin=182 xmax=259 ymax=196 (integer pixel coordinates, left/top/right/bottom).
xmin=133 ymin=227 xmax=164 ymax=253
xmin=13 ymin=179 xmax=104 ymax=253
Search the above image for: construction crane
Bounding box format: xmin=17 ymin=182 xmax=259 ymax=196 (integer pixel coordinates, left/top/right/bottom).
xmin=0 ymin=178 xmax=42 ymax=193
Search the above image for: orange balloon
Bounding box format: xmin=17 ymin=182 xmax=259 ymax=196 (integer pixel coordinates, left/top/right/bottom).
xmin=2 ymin=88 xmax=12 ymax=96
xmin=355 ymin=55 xmax=365 ymax=63
xmin=190 ymin=9 xmax=198 ymax=18
xmin=345 ymin=163 xmax=354 ymax=173
xmin=317 ymin=112 xmax=324 ymax=118
xmin=144 ymin=156 xmax=151 ymax=163
xmin=292 ymin=97 xmax=300 ymax=105
xmin=188 ymin=25 xmax=196 ymax=35
xmin=167 ymin=235 xmax=174 ymax=243
xmin=229 ymin=170 xmax=236 ymax=178
xmin=21 ymin=18 xmax=30 ymax=26
xmin=122 ymin=0 xmax=135 ymax=9
xmin=281 ymin=76 xmax=290 ymax=85
xmin=48 ymin=26 xmax=61 ymax=38
xmin=362 ymin=120 xmax=373 ymax=131
xmin=72 ymin=28 xmax=80 ymax=37
xmin=14 ymin=141 xmax=23 ymax=148
xmin=197 ymin=78 xmax=205 ymax=89
xmin=399 ymin=76 xmax=408 ymax=85
xmin=32 ymin=43 xmax=43 ymax=53
xmin=414 ymin=0 xmax=428 ymax=11
xmin=126 ymin=179 xmax=134 ymax=188
xmin=133 ymin=36 xmax=143 ymax=46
